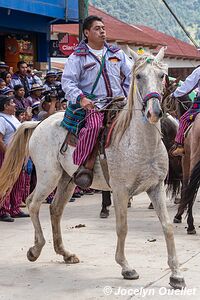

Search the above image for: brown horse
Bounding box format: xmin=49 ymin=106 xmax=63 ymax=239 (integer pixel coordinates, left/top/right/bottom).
xmin=174 ymin=113 xmax=200 ymax=234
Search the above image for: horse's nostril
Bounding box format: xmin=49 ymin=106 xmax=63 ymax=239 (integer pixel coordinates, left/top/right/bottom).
xmin=159 ymin=111 xmax=163 ymax=118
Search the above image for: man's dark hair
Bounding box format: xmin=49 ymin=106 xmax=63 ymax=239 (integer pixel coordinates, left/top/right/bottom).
xmin=0 ymin=95 xmax=13 ymax=111
xmin=17 ymin=61 xmax=27 ymax=69
xmin=82 ymin=15 xmax=104 ymax=38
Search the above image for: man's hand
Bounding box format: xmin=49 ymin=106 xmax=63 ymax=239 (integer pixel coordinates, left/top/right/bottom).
xmin=80 ymin=97 xmax=95 ymax=110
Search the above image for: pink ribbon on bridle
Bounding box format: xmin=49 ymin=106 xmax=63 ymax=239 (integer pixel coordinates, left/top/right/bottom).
xmin=143 ymin=92 xmax=162 ymax=105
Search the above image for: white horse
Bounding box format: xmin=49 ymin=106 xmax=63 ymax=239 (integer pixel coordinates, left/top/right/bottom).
xmin=0 ymin=48 xmax=185 ymax=289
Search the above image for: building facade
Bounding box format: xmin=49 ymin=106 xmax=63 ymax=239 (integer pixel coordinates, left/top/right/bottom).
xmin=0 ymin=0 xmax=79 ymax=70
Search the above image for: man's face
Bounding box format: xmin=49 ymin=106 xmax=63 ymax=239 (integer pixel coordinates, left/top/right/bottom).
xmin=47 ymin=76 xmax=56 ymax=84
xmin=84 ymin=21 xmax=106 ymax=45
xmin=19 ymin=63 xmax=28 ymax=75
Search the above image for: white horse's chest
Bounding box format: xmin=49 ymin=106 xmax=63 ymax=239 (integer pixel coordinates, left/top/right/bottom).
xmin=107 ymin=141 xmax=168 ymax=195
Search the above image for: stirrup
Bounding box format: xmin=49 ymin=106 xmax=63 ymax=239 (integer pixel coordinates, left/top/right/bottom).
xmin=73 ymin=166 xmax=93 ymax=189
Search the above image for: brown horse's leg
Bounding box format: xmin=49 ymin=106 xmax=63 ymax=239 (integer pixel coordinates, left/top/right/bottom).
xmin=174 ymin=141 xmax=190 ymax=223
xmin=173 ymin=179 xmax=187 ymax=223
xmin=50 ymin=171 xmax=79 ymax=264
xmin=187 ymin=202 xmax=196 ymax=234
xmin=148 ymin=183 xmax=185 ymax=289
xmin=184 ymin=118 xmax=200 ymax=234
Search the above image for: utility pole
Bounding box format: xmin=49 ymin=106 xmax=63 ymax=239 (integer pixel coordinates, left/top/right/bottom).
xmin=161 ymin=0 xmax=199 ymax=49
xmin=79 ymin=0 xmax=88 ymax=41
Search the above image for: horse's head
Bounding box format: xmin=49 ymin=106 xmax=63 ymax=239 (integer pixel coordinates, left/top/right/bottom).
xmin=130 ymin=47 xmax=168 ymax=124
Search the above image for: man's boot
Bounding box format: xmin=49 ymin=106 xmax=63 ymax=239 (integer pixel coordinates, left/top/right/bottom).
xmin=73 ymin=143 xmax=99 ymax=189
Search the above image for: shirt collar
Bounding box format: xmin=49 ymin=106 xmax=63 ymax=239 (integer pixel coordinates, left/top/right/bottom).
xmin=74 ymin=40 xmax=120 ymax=56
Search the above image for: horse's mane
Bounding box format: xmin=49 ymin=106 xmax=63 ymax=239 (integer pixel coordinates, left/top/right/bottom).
xmin=112 ymin=53 xmax=167 ymax=144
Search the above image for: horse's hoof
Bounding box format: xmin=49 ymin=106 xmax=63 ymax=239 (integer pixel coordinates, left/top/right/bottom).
xmin=64 ymin=254 xmax=80 ymax=264
xmin=148 ymin=203 xmax=154 ymax=209
xmin=173 ymin=216 xmax=182 ymax=223
xmin=169 ymin=276 xmax=186 ymax=289
xmin=122 ymin=269 xmax=139 ymax=280
xmin=100 ymin=208 xmax=109 ymax=218
xmin=27 ymin=248 xmax=38 ymax=262
xmin=187 ymin=228 xmax=196 ymax=234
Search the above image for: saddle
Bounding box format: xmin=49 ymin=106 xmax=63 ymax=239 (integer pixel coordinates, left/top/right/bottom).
xmin=60 ymin=96 xmax=126 ymax=189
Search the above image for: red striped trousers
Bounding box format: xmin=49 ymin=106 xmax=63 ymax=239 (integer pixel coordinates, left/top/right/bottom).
xmin=175 ymin=110 xmax=199 ymax=145
xmin=73 ymin=110 xmax=104 ymax=166
xmin=0 ymin=151 xmax=26 ymax=216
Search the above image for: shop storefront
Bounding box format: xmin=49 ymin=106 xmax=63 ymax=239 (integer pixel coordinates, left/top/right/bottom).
xmin=0 ymin=0 xmax=79 ymax=71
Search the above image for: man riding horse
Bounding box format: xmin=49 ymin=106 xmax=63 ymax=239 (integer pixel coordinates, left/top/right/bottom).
xmin=171 ymin=65 xmax=200 ymax=156
xmin=61 ymin=15 xmax=133 ymax=187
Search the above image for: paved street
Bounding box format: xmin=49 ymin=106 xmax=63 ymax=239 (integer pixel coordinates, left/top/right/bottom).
xmin=0 ymin=192 xmax=200 ymax=300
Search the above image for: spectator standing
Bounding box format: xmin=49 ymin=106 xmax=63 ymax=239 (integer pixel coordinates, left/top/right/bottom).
xmin=0 ymin=71 xmax=12 ymax=88
xmin=11 ymin=61 xmax=36 ymax=97
xmin=26 ymin=84 xmax=44 ymax=105
xmin=43 ymin=71 xmax=61 ymax=92
xmin=31 ymin=101 xmax=40 ymax=121
xmin=0 ymin=87 xmax=14 ymax=97
xmin=0 ymin=79 xmax=6 ymax=90
xmin=37 ymin=94 xmax=57 ymax=121
xmin=33 ymin=69 xmax=43 ymax=81
xmin=15 ymin=108 xmax=26 ymax=123
xmin=27 ymin=64 xmax=43 ymax=86
xmin=0 ymin=95 xmax=29 ymax=222
xmin=56 ymin=70 xmax=63 ymax=82
xmin=13 ymin=84 xmax=32 ymax=121
xmin=0 ymin=61 xmax=9 ymax=76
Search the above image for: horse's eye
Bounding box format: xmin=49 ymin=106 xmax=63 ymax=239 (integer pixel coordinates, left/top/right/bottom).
xmin=136 ymin=74 xmax=141 ymax=80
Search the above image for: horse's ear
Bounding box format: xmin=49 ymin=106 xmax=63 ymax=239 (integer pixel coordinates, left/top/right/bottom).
xmin=155 ymin=46 xmax=167 ymax=62
xmin=128 ymin=47 xmax=139 ymax=61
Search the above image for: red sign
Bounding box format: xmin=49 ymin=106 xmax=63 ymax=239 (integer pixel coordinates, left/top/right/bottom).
xmin=59 ymin=34 xmax=79 ymax=56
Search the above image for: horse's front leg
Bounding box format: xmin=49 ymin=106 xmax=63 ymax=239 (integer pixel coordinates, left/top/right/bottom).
xmin=147 ymin=182 xmax=185 ymax=289
xmin=112 ymin=189 xmax=139 ymax=280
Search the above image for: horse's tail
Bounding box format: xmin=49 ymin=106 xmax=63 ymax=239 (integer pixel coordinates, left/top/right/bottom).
xmin=165 ymin=157 xmax=182 ymax=199
xmin=0 ymin=121 xmax=38 ymax=204
xmin=178 ymin=160 xmax=200 ymax=213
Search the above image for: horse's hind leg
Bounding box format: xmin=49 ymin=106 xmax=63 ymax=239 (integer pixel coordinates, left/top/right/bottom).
xmin=147 ymin=183 xmax=185 ymax=289
xmin=50 ymin=171 xmax=79 ymax=264
xmin=26 ymin=173 xmax=60 ymax=262
xmin=174 ymin=145 xmax=190 ymax=223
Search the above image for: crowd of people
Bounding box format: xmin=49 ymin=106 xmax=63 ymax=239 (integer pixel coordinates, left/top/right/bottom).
xmin=0 ymin=60 xmax=68 ymax=222
xmin=0 ymin=59 xmax=102 ymax=223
